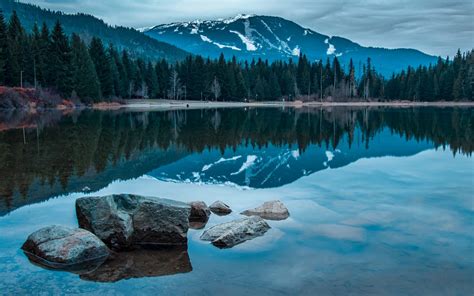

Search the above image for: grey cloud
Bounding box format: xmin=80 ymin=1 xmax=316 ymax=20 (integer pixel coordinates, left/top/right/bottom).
xmin=27 ymin=0 xmax=473 ymax=57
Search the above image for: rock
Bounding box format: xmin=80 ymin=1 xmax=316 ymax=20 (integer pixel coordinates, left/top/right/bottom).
xmin=241 ymin=200 xmax=290 ymax=220
xmin=209 ymin=200 xmax=232 ymax=215
xmin=188 ymin=201 xmax=211 ymax=224
xmin=76 ymin=194 xmax=191 ymax=250
xmin=189 ymin=221 xmax=208 ymax=230
xmin=80 ymin=247 xmax=192 ymax=282
xmin=200 ymin=216 xmax=271 ymax=248
xmin=21 ymin=225 xmax=109 ymax=272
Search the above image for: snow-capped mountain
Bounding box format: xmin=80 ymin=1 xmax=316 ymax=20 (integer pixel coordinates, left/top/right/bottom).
xmin=144 ymin=14 xmax=437 ymax=77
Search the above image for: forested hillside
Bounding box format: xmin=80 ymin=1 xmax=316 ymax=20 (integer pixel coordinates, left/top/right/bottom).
xmin=0 ymin=0 xmax=188 ymax=61
xmin=0 ymin=9 xmax=472 ymax=106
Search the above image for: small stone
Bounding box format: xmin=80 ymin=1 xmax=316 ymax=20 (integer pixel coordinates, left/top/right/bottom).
xmin=209 ymin=200 xmax=232 ymax=215
xmin=188 ymin=201 xmax=211 ymax=222
xmin=200 ymin=216 xmax=270 ymax=248
xmin=241 ymin=200 xmax=290 ymax=220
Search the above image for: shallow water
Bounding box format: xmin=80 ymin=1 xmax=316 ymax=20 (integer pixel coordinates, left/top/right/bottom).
xmin=0 ymin=107 xmax=473 ymax=295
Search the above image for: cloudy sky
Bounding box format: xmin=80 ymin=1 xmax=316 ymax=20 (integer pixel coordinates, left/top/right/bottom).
xmin=27 ymin=0 xmax=473 ymax=57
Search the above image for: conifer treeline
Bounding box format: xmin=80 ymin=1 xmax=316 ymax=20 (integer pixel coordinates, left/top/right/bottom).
xmin=0 ymin=11 xmax=472 ymax=102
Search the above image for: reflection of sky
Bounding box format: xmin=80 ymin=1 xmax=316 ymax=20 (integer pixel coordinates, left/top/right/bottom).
xmin=1 ymin=149 xmax=473 ymax=295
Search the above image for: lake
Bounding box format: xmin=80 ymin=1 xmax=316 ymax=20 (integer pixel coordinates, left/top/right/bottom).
xmin=0 ymin=107 xmax=473 ymax=295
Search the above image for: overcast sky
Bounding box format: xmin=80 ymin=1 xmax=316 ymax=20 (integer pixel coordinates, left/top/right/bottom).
xmin=27 ymin=0 xmax=473 ymax=57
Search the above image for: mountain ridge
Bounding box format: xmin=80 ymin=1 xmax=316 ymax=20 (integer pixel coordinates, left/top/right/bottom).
xmin=144 ymin=14 xmax=438 ymax=76
xmin=0 ymin=0 xmax=189 ymax=62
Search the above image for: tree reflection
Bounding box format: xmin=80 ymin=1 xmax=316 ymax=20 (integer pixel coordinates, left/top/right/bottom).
xmin=0 ymin=107 xmax=472 ymax=215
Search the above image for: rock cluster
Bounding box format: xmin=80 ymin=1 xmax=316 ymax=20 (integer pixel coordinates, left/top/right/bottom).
xmin=22 ymin=194 xmax=290 ymax=280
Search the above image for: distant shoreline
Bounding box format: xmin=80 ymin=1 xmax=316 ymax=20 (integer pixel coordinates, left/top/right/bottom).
xmin=119 ymin=99 xmax=474 ymax=110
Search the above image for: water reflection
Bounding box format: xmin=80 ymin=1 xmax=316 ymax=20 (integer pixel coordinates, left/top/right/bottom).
xmin=80 ymin=247 xmax=192 ymax=283
xmin=0 ymin=107 xmax=472 ymax=216
xmin=23 ymin=245 xmax=192 ymax=283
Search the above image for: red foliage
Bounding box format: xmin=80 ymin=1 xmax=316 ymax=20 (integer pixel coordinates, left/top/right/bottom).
xmin=0 ymin=87 xmax=78 ymax=110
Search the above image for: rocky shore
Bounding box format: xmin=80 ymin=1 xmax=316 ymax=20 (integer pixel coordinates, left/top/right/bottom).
xmin=21 ymin=195 xmax=290 ymax=281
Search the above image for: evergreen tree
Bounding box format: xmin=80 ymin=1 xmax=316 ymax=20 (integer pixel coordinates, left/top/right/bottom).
xmin=0 ymin=11 xmax=8 ymax=85
xmin=297 ymin=54 xmax=310 ymax=98
xmin=108 ymin=44 xmax=121 ymax=97
xmin=37 ymin=22 xmax=50 ymax=86
xmin=5 ymin=11 xmax=25 ymax=86
xmin=49 ymin=20 xmax=72 ymax=95
xmin=145 ymin=61 xmax=159 ymax=98
xmin=70 ymin=33 xmax=100 ymax=102
xmin=89 ymin=37 xmax=114 ymax=98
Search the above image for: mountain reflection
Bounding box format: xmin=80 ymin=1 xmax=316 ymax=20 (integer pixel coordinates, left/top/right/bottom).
xmin=0 ymin=107 xmax=472 ymax=215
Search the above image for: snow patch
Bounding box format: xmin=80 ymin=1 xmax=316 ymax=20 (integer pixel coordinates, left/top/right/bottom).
xmin=327 ymin=44 xmax=336 ymax=55
xmin=292 ymin=46 xmax=301 ymax=56
xmin=230 ymin=29 xmax=257 ymax=51
xmin=291 ymin=150 xmax=300 ymax=159
xmin=202 ymin=156 xmax=242 ymax=171
xmin=200 ymin=35 xmax=212 ymax=42
xmin=136 ymin=26 xmax=154 ymax=33
xmin=200 ymin=35 xmax=241 ymax=51
xmin=190 ymin=27 xmax=198 ymax=34
xmin=325 ymin=38 xmax=337 ymax=55
xmin=326 ymin=151 xmax=335 ymax=162
xmin=220 ymin=14 xmax=255 ymax=24
xmin=231 ymin=155 xmax=258 ymax=175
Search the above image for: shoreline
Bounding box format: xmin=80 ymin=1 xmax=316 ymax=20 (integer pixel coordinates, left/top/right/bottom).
xmin=122 ymin=99 xmax=474 ymax=110
xmin=1 ymin=100 xmax=473 ymax=113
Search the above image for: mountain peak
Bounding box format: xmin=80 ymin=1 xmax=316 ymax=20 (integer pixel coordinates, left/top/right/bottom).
xmin=217 ymin=14 xmax=256 ymax=24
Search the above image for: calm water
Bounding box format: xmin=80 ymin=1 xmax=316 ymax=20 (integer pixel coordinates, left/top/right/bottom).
xmin=0 ymin=107 xmax=473 ymax=295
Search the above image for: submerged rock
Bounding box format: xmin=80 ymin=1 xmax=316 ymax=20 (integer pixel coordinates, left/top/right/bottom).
xmin=209 ymin=200 xmax=232 ymax=215
xmin=241 ymin=200 xmax=290 ymax=220
xmin=80 ymin=247 xmax=192 ymax=282
xmin=76 ymin=194 xmax=191 ymax=250
xmin=200 ymin=216 xmax=270 ymax=248
xmin=22 ymin=225 xmax=109 ymax=272
xmin=188 ymin=201 xmax=211 ymax=227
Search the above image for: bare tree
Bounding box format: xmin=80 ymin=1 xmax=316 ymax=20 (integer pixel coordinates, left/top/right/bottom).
xmin=141 ymin=81 xmax=148 ymax=99
xmin=169 ymin=69 xmax=181 ymax=100
xmin=210 ymin=76 xmax=221 ymax=101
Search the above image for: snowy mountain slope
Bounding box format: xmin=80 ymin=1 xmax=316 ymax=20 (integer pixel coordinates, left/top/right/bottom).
xmin=144 ymin=15 xmax=437 ymax=76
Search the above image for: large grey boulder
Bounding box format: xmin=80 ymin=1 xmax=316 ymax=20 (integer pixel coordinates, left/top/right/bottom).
xmin=76 ymin=194 xmax=191 ymax=250
xmin=80 ymin=247 xmax=192 ymax=282
xmin=209 ymin=200 xmax=232 ymax=215
xmin=241 ymin=200 xmax=290 ymax=220
xmin=200 ymin=216 xmax=270 ymax=248
xmin=22 ymin=225 xmax=109 ymax=272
